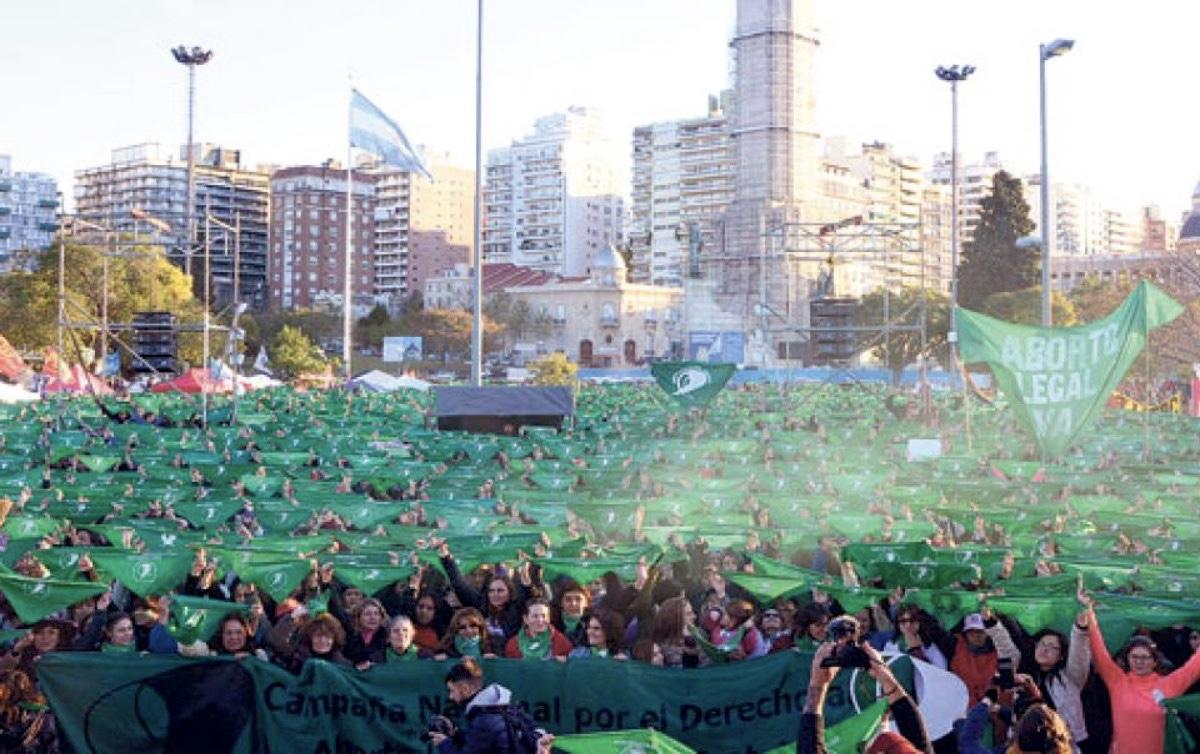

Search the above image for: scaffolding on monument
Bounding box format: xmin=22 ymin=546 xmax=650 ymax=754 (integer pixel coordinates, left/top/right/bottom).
xmin=51 ymin=211 xmax=245 ymax=430
xmin=692 ymin=216 xmax=933 ymax=397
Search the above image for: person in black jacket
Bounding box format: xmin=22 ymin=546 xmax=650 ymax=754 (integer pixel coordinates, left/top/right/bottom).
xmin=430 ymin=658 xmax=549 ymax=754
xmin=799 ymin=637 xmax=933 ymax=754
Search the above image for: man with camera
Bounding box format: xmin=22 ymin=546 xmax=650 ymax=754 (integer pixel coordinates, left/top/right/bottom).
xmin=426 ymin=658 xmax=553 ymax=754
xmin=799 ymin=615 xmax=933 ymax=754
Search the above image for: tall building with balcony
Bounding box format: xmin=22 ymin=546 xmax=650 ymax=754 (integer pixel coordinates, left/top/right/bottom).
xmin=820 ymin=140 xmax=937 ymax=295
xmin=628 ymin=96 xmax=735 ymax=286
xmin=482 ymin=107 xmax=624 ymax=277
xmin=268 ymin=164 xmax=377 ymax=313
xmin=1140 ymin=205 xmax=1177 ymax=252
xmin=0 ymin=155 xmax=58 ymax=269
xmin=408 ymin=156 xmax=475 ymax=303
xmin=929 ymin=151 xmax=1006 ymax=246
xmin=367 ymin=152 xmax=475 ymax=309
xmin=74 ymin=143 xmax=271 ymax=308
xmin=1024 ymin=177 xmax=1137 ymax=258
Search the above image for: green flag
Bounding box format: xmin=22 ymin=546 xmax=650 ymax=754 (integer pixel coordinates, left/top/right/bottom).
xmin=822 ymin=699 xmax=889 ymax=754
xmin=88 ymin=550 xmax=193 ymax=597
xmin=553 ymin=729 xmax=696 ymax=754
xmin=956 ymin=280 xmax=1183 ymax=456
xmin=651 ymin=362 xmax=736 ymax=407
xmin=168 ymin=594 xmax=250 ymax=644
xmin=0 ymin=572 xmax=107 ymax=623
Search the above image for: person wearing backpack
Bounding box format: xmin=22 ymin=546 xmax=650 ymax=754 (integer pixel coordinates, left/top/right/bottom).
xmin=430 ymin=657 xmax=551 ymax=754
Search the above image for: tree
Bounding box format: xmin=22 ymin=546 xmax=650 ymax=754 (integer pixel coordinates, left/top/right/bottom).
xmin=957 ymin=171 xmax=1037 ymax=310
xmin=484 ymin=293 xmax=553 ymax=349
xmin=403 ymin=308 xmax=505 ymax=360
xmin=528 ymin=352 xmax=578 ymax=388
xmin=269 ymin=325 xmax=326 ymax=381
xmin=856 ymin=287 xmax=950 ymax=384
xmin=0 ymin=239 xmax=204 ymax=366
xmin=982 ymin=287 xmax=1076 ymax=326
xmin=1070 ymin=276 xmax=1200 ymax=379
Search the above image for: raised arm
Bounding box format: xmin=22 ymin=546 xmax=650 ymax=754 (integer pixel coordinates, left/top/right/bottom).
xmin=1064 ymin=610 xmax=1092 ymax=690
xmin=1085 ymin=607 xmax=1122 ymax=687
xmin=1163 ymin=630 xmax=1200 ymax=696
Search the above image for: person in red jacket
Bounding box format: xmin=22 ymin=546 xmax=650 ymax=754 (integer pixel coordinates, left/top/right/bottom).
xmin=949 ymin=611 xmax=1021 ymax=707
xmin=1087 ymin=602 xmax=1200 ymax=754
xmin=504 ymin=600 xmax=572 ymax=661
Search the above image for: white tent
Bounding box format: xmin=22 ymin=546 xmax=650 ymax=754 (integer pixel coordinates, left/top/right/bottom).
xmin=392 ymin=374 xmax=431 ymax=392
xmin=349 ymin=370 xmax=402 ymax=393
xmin=242 ymin=374 xmax=283 ymax=390
xmin=349 ymin=370 xmax=430 ymax=393
xmin=0 ymin=382 xmax=40 ymax=404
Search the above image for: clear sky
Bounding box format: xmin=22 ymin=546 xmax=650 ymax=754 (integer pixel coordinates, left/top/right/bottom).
xmin=4 ymin=0 xmax=1197 ymax=221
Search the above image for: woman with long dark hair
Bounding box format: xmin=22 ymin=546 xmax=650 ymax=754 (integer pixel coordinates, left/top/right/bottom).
xmin=1087 ymin=601 xmax=1200 ymax=753
xmin=1018 ymin=612 xmax=1091 ymax=750
xmin=432 ymin=608 xmax=492 ymax=661
xmin=569 ymin=610 xmax=627 ymax=659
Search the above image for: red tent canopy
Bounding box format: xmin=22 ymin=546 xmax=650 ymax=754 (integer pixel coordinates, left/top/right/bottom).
xmin=150 ymin=368 xmax=233 ymax=394
xmin=43 ymin=364 xmax=113 ymax=396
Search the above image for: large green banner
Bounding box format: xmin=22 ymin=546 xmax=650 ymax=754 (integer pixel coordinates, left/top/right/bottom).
xmin=651 ymin=362 xmax=736 ymax=407
xmin=38 ymin=652 xmax=897 ymax=754
xmin=956 ymin=280 xmax=1182 ymax=457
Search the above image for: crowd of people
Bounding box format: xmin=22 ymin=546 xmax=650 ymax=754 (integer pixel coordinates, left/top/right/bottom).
xmin=0 ymin=382 xmax=1198 ymax=753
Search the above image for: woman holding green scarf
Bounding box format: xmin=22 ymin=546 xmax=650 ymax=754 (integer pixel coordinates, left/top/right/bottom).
xmin=568 ymin=610 xmax=627 ymax=659
xmin=433 ymin=608 xmax=492 ymax=660
xmin=360 ymin=616 xmax=421 ymax=667
xmin=99 ymin=614 xmax=139 ymax=656
xmin=552 ymin=582 xmax=590 ymax=649
xmin=504 ymin=601 xmax=572 ymax=661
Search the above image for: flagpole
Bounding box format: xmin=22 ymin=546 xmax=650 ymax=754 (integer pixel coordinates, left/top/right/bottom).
xmin=344 ymin=85 xmax=354 ymax=384
xmin=470 ymin=0 xmax=484 ymax=387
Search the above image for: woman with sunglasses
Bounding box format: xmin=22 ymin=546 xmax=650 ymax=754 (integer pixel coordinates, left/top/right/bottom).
xmin=433 ymin=608 xmax=495 ymax=661
xmin=568 ymin=610 xmax=627 ymax=659
xmin=759 ymin=608 xmax=794 ymax=653
xmin=1086 ymin=597 xmax=1200 ymax=753
xmin=882 ymin=605 xmax=949 ymax=670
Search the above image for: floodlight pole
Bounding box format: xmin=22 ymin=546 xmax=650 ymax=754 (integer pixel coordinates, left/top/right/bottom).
xmin=935 ymin=64 xmax=974 ymax=386
xmin=172 ymin=45 xmax=213 ymax=278
xmin=1039 ymin=39 xmax=1074 ymax=327
xmin=470 ymin=0 xmax=485 ymax=386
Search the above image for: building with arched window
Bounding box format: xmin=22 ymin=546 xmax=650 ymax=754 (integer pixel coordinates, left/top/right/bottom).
xmin=504 ymin=244 xmax=683 ymax=367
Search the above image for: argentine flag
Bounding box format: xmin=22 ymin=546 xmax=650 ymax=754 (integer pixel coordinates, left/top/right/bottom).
xmin=350 ymin=89 xmax=433 ymax=180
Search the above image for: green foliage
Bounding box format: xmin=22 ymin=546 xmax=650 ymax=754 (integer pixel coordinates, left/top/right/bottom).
xmin=254 ymin=310 xmax=342 ymax=353
xmin=269 ymin=325 xmax=327 ymax=381
xmin=957 ymin=171 xmax=1038 ymax=310
xmin=528 ymin=352 xmax=578 ymax=387
xmin=1070 ymin=277 xmax=1200 ymax=379
xmin=0 ymin=238 xmax=204 ymax=366
xmin=982 ymin=287 xmax=1076 ymax=326
xmin=484 ymin=293 xmax=553 ymax=348
xmin=856 ymin=287 xmax=950 ymax=383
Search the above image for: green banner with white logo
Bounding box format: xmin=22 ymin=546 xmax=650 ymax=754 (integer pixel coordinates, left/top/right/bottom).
xmin=38 ymin=651 xmax=908 ymax=754
xmin=956 ymin=280 xmax=1182 ymax=457
xmin=651 ymin=362 xmax=736 ymax=407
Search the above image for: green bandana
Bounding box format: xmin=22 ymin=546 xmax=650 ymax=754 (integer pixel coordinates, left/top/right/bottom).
xmin=386 ymin=645 xmax=419 ymax=662
xmin=453 ymin=634 xmax=482 ymax=659
xmin=562 ymin=615 xmax=581 ymax=637
xmin=100 ymin=642 xmax=136 ymax=655
xmin=516 ymin=628 xmax=552 ymax=659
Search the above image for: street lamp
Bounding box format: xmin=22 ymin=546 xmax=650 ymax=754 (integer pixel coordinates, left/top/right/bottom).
xmin=171 ymin=45 xmax=213 ymax=279
xmin=1039 ymin=38 xmax=1074 ymax=327
xmin=935 ymin=64 xmax=974 ymax=384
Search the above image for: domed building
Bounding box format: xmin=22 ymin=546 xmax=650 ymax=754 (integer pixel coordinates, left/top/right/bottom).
xmin=1178 ymin=180 xmax=1200 ymax=253
xmin=504 ymin=243 xmax=683 ymax=367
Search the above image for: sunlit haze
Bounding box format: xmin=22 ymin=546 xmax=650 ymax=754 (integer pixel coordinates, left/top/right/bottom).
xmin=4 ymin=0 xmax=1197 ymax=218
